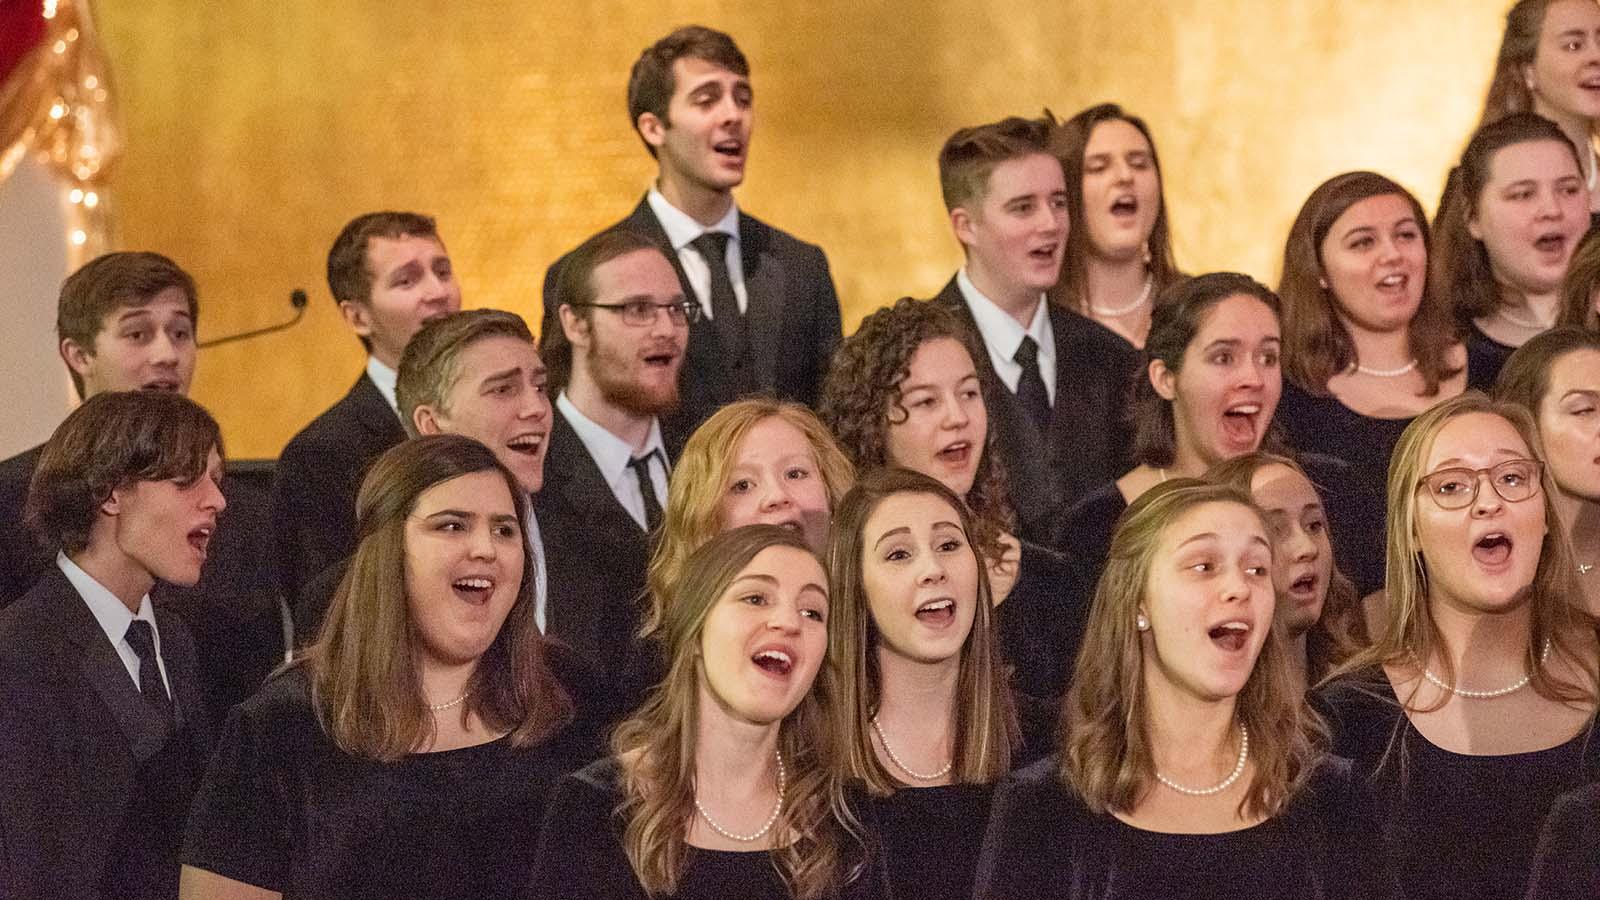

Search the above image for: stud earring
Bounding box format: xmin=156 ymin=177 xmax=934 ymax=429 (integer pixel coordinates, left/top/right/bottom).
xmin=1136 ymin=613 xmax=1150 ymax=632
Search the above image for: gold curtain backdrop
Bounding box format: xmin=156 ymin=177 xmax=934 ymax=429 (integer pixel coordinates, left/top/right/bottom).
xmin=97 ymin=1 xmax=1504 ymax=460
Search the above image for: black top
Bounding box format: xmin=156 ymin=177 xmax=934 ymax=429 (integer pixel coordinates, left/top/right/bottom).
xmin=973 ymin=755 xmax=1398 ymax=900
xmin=527 ymin=756 xmax=886 ymax=900
xmin=1467 ymin=324 xmax=1517 ymax=392
xmin=1314 ymin=669 xmax=1600 ymax=900
xmin=994 ymin=540 xmax=1093 ymax=703
xmin=181 ymin=668 xmax=594 ymax=899
xmin=0 ymin=443 xmax=45 ymax=607
xmin=871 ymin=784 xmax=992 ymax=900
xmin=1526 ymin=782 xmax=1600 ymax=900
xmin=1053 ymin=482 xmax=1126 ymax=581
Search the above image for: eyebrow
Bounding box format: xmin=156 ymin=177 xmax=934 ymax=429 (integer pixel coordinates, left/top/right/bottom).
xmin=117 ymin=308 xmax=190 ymax=322
xmin=928 ymin=520 xmax=964 ymax=532
xmin=607 ymin=291 xmax=687 ymax=305
xmin=900 ymin=371 xmax=979 ymax=393
xmin=1429 ymin=449 xmax=1527 ymax=468
xmin=422 ymin=508 xmax=518 ymax=522
xmin=1177 ymin=532 xmax=1220 ymax=550
xmin=731 ymin=573 xmax=780 ymax=587
xmin=1561 ymin=389 xmax=1600 ymax=402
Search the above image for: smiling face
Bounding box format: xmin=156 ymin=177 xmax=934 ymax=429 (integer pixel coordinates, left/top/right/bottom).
xmin=107 ymin=447 xmax=225 ymax=588
xmin=1320 ymin=193 xmax=1428 ymax=334
xmin=1155 ymin=295 xmax=1282 ymax=469
xmin=1529 ymin=0 xmax=1600 ymax=123
xmin=1415 ymin=412 xmax=1549 ymax=615
xmin=1080 ymin=118 xmax=1161 ymax=263
xmin=884 ymin=337 xmax=988 ymax=498
xmin=717 ymin=416 xmax=832 ymax=551
xmin=698 ymin=544 xmax=830 ymax=726
xmin=570 ymin=247 xmax=688 ymax=416
xmin=1249 ymin=464 xmax=1333 ymax=637
xmin=1537 ymin=347 xmax=1600 ymax=502
xmin=642 ymin=56 xmax=753 ymax=195
xmin=416 ymin=336 xmax=551 ymax=494
xmin=1141 ymin=501 xmax=1274 ymax=703
xmin=64 ymin=288 xmax=197 ymax=397
xmin=1470 ymin=139 xmax=1589 ymax=298
xmin=953 ymin=152 xmax=1069 ymax=299
xmin=403 ymin=470 xmax=524 ymax=670
xmin=346 ymin=234 xmax=463 ymax=369
xmin=861 ymin=492 xmax=980 ymax=667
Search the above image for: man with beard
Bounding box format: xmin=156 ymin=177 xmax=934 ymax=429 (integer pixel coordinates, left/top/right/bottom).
xmin=538 ymin=228 xmax=690 ymax=719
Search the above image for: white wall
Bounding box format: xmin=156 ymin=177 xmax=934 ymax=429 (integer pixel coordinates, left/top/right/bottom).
xmin=0 ymin=158 xmax=73 ymax=458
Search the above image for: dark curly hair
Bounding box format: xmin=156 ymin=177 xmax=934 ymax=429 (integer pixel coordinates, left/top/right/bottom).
xmin=819 ymin=297 xmax=1013 ymax=559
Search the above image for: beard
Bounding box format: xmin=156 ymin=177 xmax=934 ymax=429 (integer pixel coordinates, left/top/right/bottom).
xmin=585 ymin=339 xmax=681 ymax=417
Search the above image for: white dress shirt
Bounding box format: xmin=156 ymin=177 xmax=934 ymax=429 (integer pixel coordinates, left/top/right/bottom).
xmin=647 ymin=186 xmax=749 ymax=318
xmin=524 ymin=499 xmax=549 ymax=633
xmin=366 ymin=355 xmax=402 ymax=418
xmin=58 ymin=552 xmax=172 ymax=696
xmin=556 ymin=393 xmax=670 ymax=531
xmin=956 ymin=268 xmax=1057 ymax=405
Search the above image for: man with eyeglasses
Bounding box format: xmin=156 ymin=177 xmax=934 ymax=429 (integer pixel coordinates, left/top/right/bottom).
xmin=537 ymin=228 xmax=691 ymax=721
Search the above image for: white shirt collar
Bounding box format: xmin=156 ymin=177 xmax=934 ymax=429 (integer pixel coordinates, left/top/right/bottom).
xmin=366 ymin=355 xmax=401 ymax=417
xmin=647 ymin=186 xmax=741 ymax=252
xmin=57 ymin=552 xmax=157 ymax=653
xmin=555 ymin=392 xmax=667 ymax=493
xmin=956 ymin=268 xmax=1049 ymax=356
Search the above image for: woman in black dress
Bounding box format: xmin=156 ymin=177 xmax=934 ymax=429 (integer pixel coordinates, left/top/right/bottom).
xmin=1315 ymin=393 xmax=1600 ymax=900
xmin=976 ymin=479 xmax=1396 ymax=900
xmin=821 ymin=298 xmax=1087 ymax=704
xmin=1047 ymin=103 xmax=1184 ymax=349
xmin=1275 ymin=171 xmax=1467 ymax=594
xmin=828 ymin=467 xmax=1019 ymax=900
xmin=1058 ymin=272 xmax=1283 ymax=568
xmin=527 ymin=525 xmax=878 ymax=900
xmin=180 ymin=435 xmax=587 ymax=900
xmin=1525 ymin=781 xmax=1600 ymax=899
xmin=1433 ymin=113 xmax=1589 ymax=387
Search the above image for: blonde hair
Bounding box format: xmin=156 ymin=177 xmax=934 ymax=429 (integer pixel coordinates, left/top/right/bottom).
xmin=613 ymin=525 xmax=862 ymax=900
xmin=826 ymin=467 xmax=1018 ymax=796
xmin=1061 ymin=479 xmax=1325 ymax=820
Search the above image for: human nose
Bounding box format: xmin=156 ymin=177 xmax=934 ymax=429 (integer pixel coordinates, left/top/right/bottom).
xmin=521 ymin=388 xmax=550 ymax=421
xmin=1469 ymin=470 xmax=1504 ymax=516
xmin=917 ymin=549 xmax=949 ymax=587
xmin=468 ymin=522 xmax=498 ymax=559
xmin=767 ymin=599 xmax=802 ymax=633
xmin=939 ymin=393 xmax=970 ymax=429
xmin=201 ymin=474 xmax=226 ymax=513
xmin=1537 ymin=186 xmax=1563 ymax=220
xmin=1286 ymin=523 xmax=1317 ymax=563
xmin=1221 ymin=564 xmax=1251 ymax=603
xmin=758 ymin=477 xmax=792 ymax=512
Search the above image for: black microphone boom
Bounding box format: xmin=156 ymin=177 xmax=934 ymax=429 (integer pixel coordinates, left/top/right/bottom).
xmin=197 ymin=289 xmax=310 ymax=349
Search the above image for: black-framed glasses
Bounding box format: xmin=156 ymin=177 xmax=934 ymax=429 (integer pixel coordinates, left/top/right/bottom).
xmin=569 ymin=299 xmax=700 ymax=327
xmin=1416 ymin=458 xmax=1544 ymax=510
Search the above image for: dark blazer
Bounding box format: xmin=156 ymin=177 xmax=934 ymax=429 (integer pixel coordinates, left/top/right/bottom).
xmin=931 ymin=278 xmax=1140 ymax=547
xmin=0 ymin=568 xmax=212 ymax=899
xmin=271 ymin=371 xmax=406 ymax=619
xmin=541 ymin=196 xmax=843 ymax=431
xmin=0 ymin=443 xmax=45 ymax=607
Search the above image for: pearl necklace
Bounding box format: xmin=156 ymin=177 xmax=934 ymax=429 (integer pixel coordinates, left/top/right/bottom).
xmin=1497 ymin=306 xmax=1552 ymax=330
xmin=1088 ymin=274 xmax=1154 ymax=318
xmin=426 ymin=690 xmax=470 ymax=711
xmin=694 ymin=750 xmax=785 ymax=843
xmin=1155 ymin=724 xmax=1249 ymax=796
xmin=871 ymin=717 xmax=953 ymax=781
xmin=1417 ymin=639 xmax=1552 ymax=700
xmin=1353 ymin=359 xmax=1418 ymax=378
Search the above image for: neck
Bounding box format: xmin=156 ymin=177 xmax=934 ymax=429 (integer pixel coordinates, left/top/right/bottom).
xmin=965 ymin=263 xmax=1041 ymax=328
xmin=1556 ymin=489 xmax=1600 ymax=566
xmin=1167 ymin=440 xmax=1211 ymax=480
xmin=564 ymin=380 xmax=654 ymax=452
xmin=1142 ymin=670 xmax=1239 ymax=777
xmin=1425 ymin=589 xmax=1536 ymax=683
xmin=1084 ymin=254 xmax=1148 ymax=308
xmin=873 ymin=646 xmax=960 ymax=737
xmin=1499 ymin=283 xmax=1562 ymax=327
xmin=1536 ymin=101 xmax=1594 ymax=172
xmin=415 ymin=654 xmax=477 ymax=708
xmin=694 ymin=685 xmax=782 ymax=801
xmin=70 ymin=537 xmax=154 ymax=615
xmin=1288 ymin=630 xmax=1310 ymax=694
xmin=656 ymin=172 xmax=735 ymax=227
xmin=1339 ymin=313 xmax=1414 ymax=371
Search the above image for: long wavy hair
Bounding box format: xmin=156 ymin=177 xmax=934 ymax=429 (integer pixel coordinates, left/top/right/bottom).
xmin=1477 ymin=0 xmax=1598 ymax=136
xmin=612 ymin=525 xmax=862 ymax=900
xmin=1277 ymin=171 xmax=1462 ymax=396
xmin=826 ymin=467 xmax=1018 ymax=795
xmin=305 ymin=435 xmax=573 ymax=761
xmin=1559 ymin=228 xmax=1600 ymax=331
xmin=1061 ymin=479 xmax=1325 ymax=820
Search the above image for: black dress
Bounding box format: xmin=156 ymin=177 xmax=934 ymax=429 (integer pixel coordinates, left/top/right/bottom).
xmin=1467 ymin=324 xmax=1518 ymax=392
xmin=870 ymin=784 xmax=993 ymax=900
xmin=973 ymin=755 xmax=1398 ymax=899
xmin=181 ymin=668 xmax=595 ymax=899
xmin=994 ymin=540 xmax=1095 ymax=702
xmin=1526 ymin=782 xmax=1600 ymax=900
xmin=1314 ymin=669 xmax=1600 ymax=900
xmin=1052 ymin=482 xmax=1127 ymax=584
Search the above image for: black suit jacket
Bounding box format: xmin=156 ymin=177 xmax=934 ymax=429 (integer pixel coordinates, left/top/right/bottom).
xmin=0 ymin=569 xmax=212 ymax=898
xmin=541 ymin=196 xmax=842 ymax=431
xmin=0 ymin=443 xmax=44 ymax=607
xmin=271 ymin=372 xmax=406 ymax=618
xmin=931 ymin=278 xmax=1140 ymax=546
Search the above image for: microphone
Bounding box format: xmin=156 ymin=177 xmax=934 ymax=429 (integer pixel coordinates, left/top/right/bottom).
xmin=198 ymin=289 xmax=309 ymax=349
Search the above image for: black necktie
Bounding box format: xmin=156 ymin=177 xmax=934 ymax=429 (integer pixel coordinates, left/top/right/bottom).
xmin=124 ymin=620 xmax=173 ymax=721
xmin=1013 ymin=335 xmax=1053 ymax=433
xmin=689 ymin=231 xmax=749 ymax=361
xmin=629 ymin=452 xmax=664 ymax=533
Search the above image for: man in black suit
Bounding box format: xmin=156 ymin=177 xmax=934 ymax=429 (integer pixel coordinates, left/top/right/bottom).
xmin=271 ymin=212 xmax=462 ymax=621
xmin=538 ymin=228 xmax=691 ymax=717
xmin=929 ymin=115 xmax=1140 ymax=545
xmin=0 ymin=391 xmax=221 ymax=898
xmin=541 ymin=25 xmax=841 ymax=433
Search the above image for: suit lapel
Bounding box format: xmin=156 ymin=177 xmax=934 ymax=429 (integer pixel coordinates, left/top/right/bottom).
xmin=53 ymin=574 xmax=173 ymax=763
xmin=348 ymin=372 xmax=406 ymax=444
xmin=738 ymin=214 xmax=782 ymax=391
xmin=630 ymin=198 xmax=733 ymax=405
xmin=549 ymin=415 xmax=645 ymax=546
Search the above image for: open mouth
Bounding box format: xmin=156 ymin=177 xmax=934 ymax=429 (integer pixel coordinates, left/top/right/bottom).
xmin=642 ymin=348 xmax=679 ymax=368
xmin=1534 ymin=232 xmax=1567 ymax=256
xmin=935 ymin=440 xmax=972 ymax=467
xmin=1110 ymin=195 xmax=1138 ymax=218
xmin=186 ymin=525 xmax=212 ymax=557
xmin=1473 ymin=532 xmax=1512 ymax=567
xmin=451 ymin=576 xmax=494 ymax=605
xmin=1288 ymin=571 xmax=1319 ymax=601
xmin=144 ymin=379 xmax=181 ymax=392
xmin=1220 ymin=403 xmax=1262 ymax=445
xmin=713 ymin=139 xmax=745 ymax=159
xmin=506 ymin=433 xmax=544 ymax=457
xmin=1375 ymin=272 xmax=1408 ymax=294
xmin=752 ymin=648 xmax=794 ymax=677
xmin=1027 ymin=243 xmax=1059 ymax=264
xmin=915 ymin=597 xmax=956 ymax=625
xmin=1208 ymin=620 xmax=1251 ymax=652
xmin=1581 ymin=73 xmax=1600 ymax=91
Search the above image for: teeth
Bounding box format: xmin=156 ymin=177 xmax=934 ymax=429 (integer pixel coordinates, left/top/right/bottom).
xmin=919 ymin=599 xmax=954 ymax=612
xmin=1219 ymin=622 xmax=1249 ymax=632
xmin=1378 ymin=274 xmax=1403 ymax=286
xmin=454 ymin=578 xmax=492 ymax=590
xmin=755 ymin=650 xmax=792 ymax=665
xmin=1228 ymin=404 xmax=1261 ymax=415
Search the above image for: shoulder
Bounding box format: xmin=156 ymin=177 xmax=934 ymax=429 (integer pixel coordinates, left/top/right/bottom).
xmin=993 ymin=755 xmax=1080 ymax=815
xmin=739 ymin=210 xmax=825 ymax=259
xmin=228 ymin=667 xmax=319 ymax=739
xmin=279 ymin=375 xmax=377 ymax=455
xmin=1051 ymin=306 xmax=1139 ymax=364
xmin=1310 ymin=667 xmax=1401 ymax=755
xmin=0 ymin=571 xmax=73 ymax=648
xmin=0 ymin=443 xmax=42 ymax=491
xmin=1063 ymin=483 xmax=1126 ymax=526
xmin=552 ymin=755 xmax=627 ymax=817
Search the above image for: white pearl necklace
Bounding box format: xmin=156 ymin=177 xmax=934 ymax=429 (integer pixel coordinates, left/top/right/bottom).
xmin=1353 ymin=359 xmax=1418 ymax=378
xmin=694 ymin=750 xmax=785 ymax=843
xmin=1088 ymin=274 xmax=1154 ymax=318
xmin=426 ymin=691 xmax=470 ymax=711
xmin=871 ymin=717 xmax=953 ymax=781
xmin=1497 ymin=306 xmax=1552 ymax=331
xmin=1155 ymin=724 xmax=1249 ymax=797
xmin=1417 ymin=639 xmax=1552 ymax=700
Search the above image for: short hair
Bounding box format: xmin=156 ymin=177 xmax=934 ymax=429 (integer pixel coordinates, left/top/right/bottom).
xmin=56 ymin=251 xmax=199 ymax=399
xmin=1559 ymin=228 xmax=1600 ymax=331
xmin=1131 ymin=272 xmax=1282 ymax=467
xmin=1048 ymin=103 xmax=1183 ymax=315
xmin=307 ymin=434 xmax=572 ymax=761
xmin=1495 ymin=326 xmax=1600 ymax=415
xmin=1477 ymin=1 xmax=1564 ymax=130
xmin=1431 ymin=113 xmax=1581 ymax=324
xmin=1277 ymin=171 xmax=1461 ymax=396
xmin=27 ymin=390 xmax=222 ymax=556
xmin=396 ymin=309 xmax=536 ymax=435
xmin=937 ymin=112 xmax=1059 ymax=213
xmin=325 ymin=212 xmax=443 ymax=351
xmin=626 ymin=26 xmax=749 ymax=157
xmin=542 ymin=227 xmax=671 ymax=392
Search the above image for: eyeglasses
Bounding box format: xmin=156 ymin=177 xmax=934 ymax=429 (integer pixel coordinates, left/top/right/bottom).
xmin=1416 ymin=458 xmax=1544 ymax=510
xmin=569 ymin=299 xmax=700 ymax=327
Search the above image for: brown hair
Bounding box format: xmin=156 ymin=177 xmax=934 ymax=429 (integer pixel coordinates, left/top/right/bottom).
xmin=1496 ymin=325 xmax=1600 ymax=411
xmin=56 ymin=251 xmax=199 ymax=399
xmin=819 ymin=297 xmax=1013 ymax=561
xmin=1560 ymin=227 xmax=1600 ymax=330
xmin=305 ymin=434 xmax=573 ymax=761
xmin=1278 ymin=171 xmax=1462 ymax=395
xmin=396 ymin=308 xmax=536 ymax=434
xmin=326 ymin=211 xmax=442 ymax=352
xmin=1047 ymin=103 xmax=1183 ymax=315
xmin=541 ymin=227 xmax=672 ymax=393
xmin=1477 ymin=1 xmax=1581 ymax=130
xmin=937 ymin=113 xmax=1059 ymax=213
xmin=1061 ymin=479 xmax=1326 ymax=819
xmin=627 ymin=26 xmax=749 ymax=158
xmin=27 ymin=390 xmax=222 ymax=556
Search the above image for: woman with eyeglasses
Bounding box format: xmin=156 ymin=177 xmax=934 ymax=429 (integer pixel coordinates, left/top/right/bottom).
xmin=1315 ymin=393 xmax=1600 ymax=900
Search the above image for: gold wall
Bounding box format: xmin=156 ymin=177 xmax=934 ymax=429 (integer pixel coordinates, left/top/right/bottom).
xmin=97 ymin=1 xmax=1507 ymax=459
